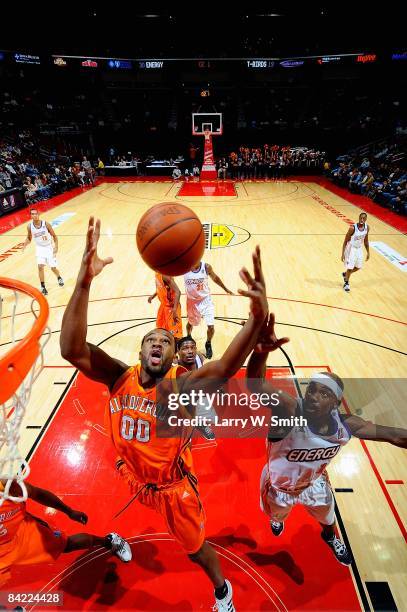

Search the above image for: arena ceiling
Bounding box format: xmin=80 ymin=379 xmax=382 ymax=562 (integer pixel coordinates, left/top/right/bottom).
xmin=1 ymin=5 xmax=400 ymax=58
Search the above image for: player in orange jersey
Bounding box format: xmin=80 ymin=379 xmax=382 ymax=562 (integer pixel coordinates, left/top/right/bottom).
xmin=148 ymin=273 xmax=182 ymax=339
xmin=60 ymin=217 xmax=268 ymax=611
xmin=0 ymin=479 xmax=131 ymax=587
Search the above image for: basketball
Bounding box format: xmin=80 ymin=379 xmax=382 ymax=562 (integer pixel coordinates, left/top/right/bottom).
xmin=136 ymin=202 xmax=205 ymax=276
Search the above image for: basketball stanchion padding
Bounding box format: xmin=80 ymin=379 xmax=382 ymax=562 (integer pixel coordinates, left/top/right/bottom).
xmin=0 ymin=277 xmax=50 ymax=505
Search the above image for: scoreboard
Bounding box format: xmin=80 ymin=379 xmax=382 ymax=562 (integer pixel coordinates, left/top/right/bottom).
xmin=0 ymin=52 xmax=395 ymax=72
xmin=0 ymin=50 xmax=403 ymax=85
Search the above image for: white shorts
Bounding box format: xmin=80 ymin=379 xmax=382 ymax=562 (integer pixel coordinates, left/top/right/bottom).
xmin=187 ymin=297 xmax=215 ymax=327
xmin=260 ymin=465 xmax=335 ymax=525
xmin=36 ymin=246 xmax=58 ymax=268
xmin=344 ymin=245 xmax=363 ymax=270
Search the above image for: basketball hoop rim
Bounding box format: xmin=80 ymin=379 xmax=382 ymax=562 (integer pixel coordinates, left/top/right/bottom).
xmin=0 ymin=277 xmax=49 ymax=403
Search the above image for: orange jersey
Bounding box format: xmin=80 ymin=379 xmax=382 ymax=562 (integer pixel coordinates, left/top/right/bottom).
xmin=155 ymin=274 xmax=175 ymax=308
xmin=155 ymin=274 xmax=182 ymax=337
xmin=0 ymin=496 xmax=25 ymax=546
xmin=0 ymin=484 xmax=66 ymax=586
xmin=107 ymin=364 xmax=193 ymax=485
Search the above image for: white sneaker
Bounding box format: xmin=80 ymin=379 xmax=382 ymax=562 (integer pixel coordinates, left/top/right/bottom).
xmin=321 ymin=532 xmax=353 ymax=565
xmin=213 ymin=579 xmax=235 ymax=611
xmin=106 ymin=532 xmax=132 ymax=562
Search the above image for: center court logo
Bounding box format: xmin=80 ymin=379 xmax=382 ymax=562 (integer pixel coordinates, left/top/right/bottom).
xmin=202 ymin=222 xmax=250 ymax=249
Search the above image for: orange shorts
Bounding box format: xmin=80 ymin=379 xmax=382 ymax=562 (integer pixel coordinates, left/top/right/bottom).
xmin=118 ymin=464 xmax=205 ymax=554
xmin=0 ymin=514 xmax=67 ymax=586
xmin=156 ymin=303 xmax=183 ymax=339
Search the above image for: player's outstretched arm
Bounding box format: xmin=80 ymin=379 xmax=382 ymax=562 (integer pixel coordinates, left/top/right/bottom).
xmin=246 ymin=313 xmax=295 ymax=412
xmin=343 ymin=415 xmax=407 ymax=448
xmin=183 ymin=247 xmax=267 ymax=387
xmin=15 ymin=481 xmax=88 ymax=524
xmin=60 ymin=217 xmax=128 ymax=388
xmin=206 ymin=263 xmax=233 ymax=294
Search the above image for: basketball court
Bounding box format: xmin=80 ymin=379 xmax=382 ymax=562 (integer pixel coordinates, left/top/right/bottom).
xmin=0 ymin=175 xmax=406 ymax=610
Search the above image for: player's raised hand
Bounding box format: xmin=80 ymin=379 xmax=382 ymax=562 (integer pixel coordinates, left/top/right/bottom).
xmin=81 ymin=217 xmax=113 ymax=283
xmin=238 ymin=246 xmax=268 ymax=321
xmin=254 ymin=312 xmax=289 ymax=353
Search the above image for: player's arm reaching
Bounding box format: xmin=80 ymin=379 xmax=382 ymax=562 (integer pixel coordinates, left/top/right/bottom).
xmin=205 ymin=263 xmax=233 ymax=295
xmin=46 ymin=222 xmax=58 ymax=255
xmin=364 ymin=226 xmax=370 ymax=260
xmin=245 ymin=313 xmax=295 ymax=415
xmin=341 ymin=226 xmax=354 ymax=262
xmin=60 ymin=217 xmax=129 ymax=388
xmin=182 ymin=247 xmax=268 ymax=390
xmin=163 ymin=275 xmax=181 ymax=323
xmin=22 ymin=224 xmax=32 ymax=251
xmin=4 ymin=480 xmax=88 ymax=524
xmin=342 ymin=415 xmax=407 ymax=448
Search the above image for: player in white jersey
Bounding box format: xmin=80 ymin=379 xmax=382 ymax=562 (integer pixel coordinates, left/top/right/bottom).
xmin=247 ymin=314 xmax=407 ymax=565
xmin=184 ymin=262 xmax=233 ymax=359
xmin=177 ymin=335 xmax=216 ymax=440
xmin=23 ymin=208 xmax=64 ymax=295
xmin=341 ymin=212 xmax=370 ymax=292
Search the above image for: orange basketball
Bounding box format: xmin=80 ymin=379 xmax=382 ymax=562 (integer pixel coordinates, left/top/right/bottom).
xmin=136 ymin=202 xmax=205 ymax=276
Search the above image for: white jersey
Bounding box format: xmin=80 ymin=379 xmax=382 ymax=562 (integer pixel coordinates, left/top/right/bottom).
xmin=266 ymin=400 xmax=350 ymax=493
xmin=184 ymin=262 xmax=211 ymax=302
xmin=195 ymin=354 xmax=204 ymax=368
xmin=30 ymin=220 xmax=52 ymax=249
xmin=349 ymin=223 xmax=368 ymax=249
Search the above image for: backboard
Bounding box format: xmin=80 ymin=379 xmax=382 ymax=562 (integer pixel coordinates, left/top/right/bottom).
xmin=192 ymin=113 xmax=223 ymax=136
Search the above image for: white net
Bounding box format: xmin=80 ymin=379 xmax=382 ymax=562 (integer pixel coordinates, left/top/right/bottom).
xmin=0 ymin=285 xmax=50 ymax=505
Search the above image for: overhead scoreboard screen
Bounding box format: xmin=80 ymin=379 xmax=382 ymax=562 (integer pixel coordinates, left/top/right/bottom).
xmin=0 ymin=52 xmax=394 ymax=73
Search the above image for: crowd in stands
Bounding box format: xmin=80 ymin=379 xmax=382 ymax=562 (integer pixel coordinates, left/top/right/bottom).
xmin=219 ymin=146 xmax=325 ymax=179
xmin=330 ymin=140 xmax=407 ymax=214
xmin=0 ymin=133 xmax=97 ymax=204
xmin=171 ymin=145 xmax=325 ymax=180
xmin=2 ymin=127 xmax=406 ymax=220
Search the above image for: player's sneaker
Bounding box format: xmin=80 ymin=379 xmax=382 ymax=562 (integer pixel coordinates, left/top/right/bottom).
xmin=205 ymin=341 xmax=213 ymax=359
xmin=106 ymin=532 xmax=132 ymax=562
xmin=58 ymin=277 xmax=64 ymax=286
xmin=321 ymin=532 xmax=353 ymax=565
xmin=213 ymin=579 xmax=235 ymax=611
xmin=197 ymin=425 xmax=215 ymax=440
xmin=270 ymin=520 xmax=284 ymax=536
xmin=41 ymin=286 xmax=48 ymax=296
xmin=343 ymin=282 xmax=350 ymax=292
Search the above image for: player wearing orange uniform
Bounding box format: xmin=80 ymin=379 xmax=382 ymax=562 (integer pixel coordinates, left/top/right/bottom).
xmin=148 ymin=273 xmax=182 ymax=339
xmin=61 ymin=216 xmax=268 ymax=611
xmin=0 ymin=480 xmax=131 ymax=586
